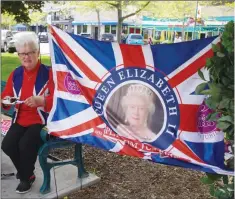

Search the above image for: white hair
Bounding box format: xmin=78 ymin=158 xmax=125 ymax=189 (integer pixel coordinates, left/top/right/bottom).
xmin=14 ymin=31 xmax=39 ymax=52
xmin=121 ymin=84 xmax=156 ymax=117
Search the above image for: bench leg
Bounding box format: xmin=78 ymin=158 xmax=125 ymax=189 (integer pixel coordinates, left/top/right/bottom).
xmin=75 ymin=144 xmax=89 ymax=178
xmin=39 ymin=146 xmax=51 ymax=194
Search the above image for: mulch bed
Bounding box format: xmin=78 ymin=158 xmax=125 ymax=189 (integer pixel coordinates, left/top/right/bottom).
xmin=51 ymin=145 xmax=213 ymax=199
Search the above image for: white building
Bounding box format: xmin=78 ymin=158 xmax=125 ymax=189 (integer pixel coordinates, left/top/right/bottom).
xmin=72 ymin=11 xmax=139 ymax=40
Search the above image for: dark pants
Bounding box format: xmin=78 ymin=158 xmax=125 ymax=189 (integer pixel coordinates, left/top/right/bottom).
xmin=1 ymin=123 xmax=44 ymax=181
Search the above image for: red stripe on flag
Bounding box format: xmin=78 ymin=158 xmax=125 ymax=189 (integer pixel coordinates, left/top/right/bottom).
xmin=118 ymin=144 xmax=145 ymax=158
xmin=56 ymin=71 xmax=95 ymax=104
xmin=179 ymin=104 xmax=199 ymax=132
xmin=172 ymin=139 xmax=204 ymax=163
xmin=168 ymin=49 xmax=213 ymax=88
xmin=120 ymin=44 xmax=146 ymax=68
xmin=50 ymin=116 xmax=104 ymax=137
xmin=56 ymin=71 xmax=68 ymax=92
xmin=78 ymin=84 xmax=97 ymax=105
xmin=51 ymin=27 xmax=101 ymax=83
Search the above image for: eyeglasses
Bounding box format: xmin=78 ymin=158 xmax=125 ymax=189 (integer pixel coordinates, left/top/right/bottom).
xmin=18 ymin=51 xmax=36 ymax=57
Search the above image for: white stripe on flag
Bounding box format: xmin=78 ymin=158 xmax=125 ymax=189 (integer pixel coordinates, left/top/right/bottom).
xmin=179 ymin=131 xmax=224 ymax=143
xmin=142 ymin=45 xmax=154 ymax=70
xmin=51 ymin=35 xmax=89 ymax=79
xmin=52 ymin=64 xmax=98 ymax=90
xmin=47 ymin=32 xmax=59 ymax=126
xmin=109 ymin=141 xmax=125 ymax=153
xmin=112 ymin=43 xmax=123 ymax=67
xmin=47 ymin=107 xmax=98 ymax=132
xmin=175 ymin=67 xmax=209 ymax=105
xmin=52 ymin=64 xmax=69 ymax=72
xmin=53 ymin=27 xmax=110 ymax=79
xmin=59 ymin=122 xmax=107 ymax=138
xmin=63 ymin=51 xmax=89 ymax=79
xmin=211 ymin=168 xmax=234 ymax=176
xmin=60 ymin=128 xmax=94 ymax=138
xmin=116 ymin=65 xmax=124 ymax=71
xmin=75 ymin=76 xmax=99 ymax=90
xmin=170 ymin=146 xmax=234 ymax=175
xmin=173 ymin=88 xmax=182 ymax=104
xmin=168 ymin=147 xmax=201 ymax=164
xmin=56 ymin=90 xmax=89 ymax=104
xmin=48 ymin=32 xmax=56 ymax=66
xmin=167 ymin=36 xmax=220 ymax=79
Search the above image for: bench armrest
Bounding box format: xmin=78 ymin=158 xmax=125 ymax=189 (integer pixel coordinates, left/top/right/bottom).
xmin=40 ymin=129 xmax=48 ymax=143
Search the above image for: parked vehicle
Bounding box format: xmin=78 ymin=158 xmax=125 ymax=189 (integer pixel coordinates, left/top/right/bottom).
xmin=7 ymin=32 xmax=21 ymax=53
xmin=79 ymin=33 xmax=92 ymax=39
xmin=101 ymin=33 xmax=114 ymax=42
xmin=8 ymin=39 xmax=16 ymax=53
xmin=125 ymin=34 xmax=144 ymax=45
xmin=1 ymin=30 xmax=13 ymax=52
xmin=160 ymin=40 xmax=172 ymax=44
xmin=38 ymin=32 xmax=48 ymax=43
xmin=12 ymin=31 xmax=19 ymax=35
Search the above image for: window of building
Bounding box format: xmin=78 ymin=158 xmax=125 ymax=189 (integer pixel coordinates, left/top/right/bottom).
xmin=111 ymin=25 xmax=116 ymax=34
xmin=83 ymin=25 xmax=87 ymax=33
xmin=135 ymin=28 xmax=140 ymax=34
xmin=77 ymin=25 xmax=82 ymax=34
xmin=105 ymin=25 xmax=110 ymax=33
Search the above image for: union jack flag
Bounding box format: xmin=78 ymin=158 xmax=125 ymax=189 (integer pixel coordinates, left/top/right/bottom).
xmin=47 ymin=26 xmax=233 ymax=175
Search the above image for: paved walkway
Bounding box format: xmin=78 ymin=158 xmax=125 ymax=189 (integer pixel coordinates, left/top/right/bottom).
xmin=1 ymin=151 xmax=100 ymax=198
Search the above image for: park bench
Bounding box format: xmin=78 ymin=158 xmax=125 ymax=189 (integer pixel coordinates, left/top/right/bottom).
xmin=1 ymin=81 xmax=89 ymax=194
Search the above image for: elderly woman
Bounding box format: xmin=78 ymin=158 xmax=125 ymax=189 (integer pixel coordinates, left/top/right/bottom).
xmin=116 ymin=84 xmax=156 ymax=142
xmin=1 ymin=32 xmax=54 ymax=194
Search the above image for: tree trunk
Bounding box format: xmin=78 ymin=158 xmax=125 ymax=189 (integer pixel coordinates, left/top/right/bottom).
xmin=96 ymin=9 xmax=101 ymax=40
xmin=117 ymin=7 xmax=122 ymax=43
xmin=36 ymin=23 xmax=39 ymax=34
xmin=182 ymin=20 xmax=185 ymax=41
xmin=108 ymin=0 xmax=150 ymax=43
xmin=181 ymin=14 xmax=186 ymax=41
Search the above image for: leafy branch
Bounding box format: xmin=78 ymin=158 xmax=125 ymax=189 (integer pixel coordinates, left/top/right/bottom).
xmin=196 ymin=21 xmax=234 ymax=199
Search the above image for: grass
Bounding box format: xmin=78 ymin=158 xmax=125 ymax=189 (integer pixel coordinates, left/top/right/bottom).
xmin=1 ymin=53 xmax=51 ymax=81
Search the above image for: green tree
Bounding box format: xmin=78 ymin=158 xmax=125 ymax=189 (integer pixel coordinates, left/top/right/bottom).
xmin=200 ymin=0 xmax=234 ymax=6
xmin=80 ymin=2 xmax=107 ymax=40
xmin=1 ymin=1 xmax=44 ymax=23
xmin=29 ymin=11 xmax=47 ymax=33
xmin=107 ymin=0 xmax=150 ymax=43
xmin=196 ymin=21 xmax=234 ymax=199
xmin=143 ymin=1 xmax=197 ymax=41
xmin=1 ymin=13 xmax=16 ymax=29
xmin=67 ymin=1 xmax=110 ymax=40
xmin=29 ymin=11 xmax=47 ymax=25
xmin=143 ymin=1 xmax=195 ymax=18
xmin=64 ymin=1 xmax=150 ymax=42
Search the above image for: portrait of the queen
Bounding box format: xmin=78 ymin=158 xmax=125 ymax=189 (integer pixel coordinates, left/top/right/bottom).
xmin=105 ymin=83 xmax=164 ymax=142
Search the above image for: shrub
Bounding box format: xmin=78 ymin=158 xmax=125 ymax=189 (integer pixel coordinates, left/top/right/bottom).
xmin=196 ymin=21 xmax=234 ymax=199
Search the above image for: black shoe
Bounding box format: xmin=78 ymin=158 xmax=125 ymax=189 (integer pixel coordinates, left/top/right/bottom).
xmin=16 ymin=175 xmax=36 ymax=194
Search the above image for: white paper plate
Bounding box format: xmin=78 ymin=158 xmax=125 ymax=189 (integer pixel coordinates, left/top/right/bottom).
xmin=2 ymin=99 xmax=15 ymax=105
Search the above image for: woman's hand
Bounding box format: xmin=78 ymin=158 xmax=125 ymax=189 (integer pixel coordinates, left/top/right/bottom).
xmin=24 ymin=96 xmax=45 ymax=107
